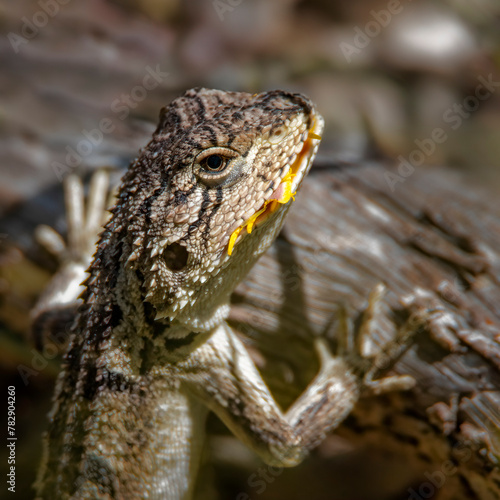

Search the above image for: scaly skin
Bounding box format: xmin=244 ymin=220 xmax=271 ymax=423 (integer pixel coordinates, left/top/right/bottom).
xmin=34 ymin=88 xmax=416 ymax=500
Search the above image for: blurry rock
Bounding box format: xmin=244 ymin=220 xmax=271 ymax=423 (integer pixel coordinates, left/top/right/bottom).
xmin=379 ymin=4 xmax=478 ymax=74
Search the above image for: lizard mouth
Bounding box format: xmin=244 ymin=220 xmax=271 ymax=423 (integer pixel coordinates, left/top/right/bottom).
xmin=227 ymin=118 xmax=323 ymax=255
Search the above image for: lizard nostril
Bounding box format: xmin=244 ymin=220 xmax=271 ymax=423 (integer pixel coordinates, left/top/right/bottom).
xmin=163 ymin=243 xmax=189 ymax=271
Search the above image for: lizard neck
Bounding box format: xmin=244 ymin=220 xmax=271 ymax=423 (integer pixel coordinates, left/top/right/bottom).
xmin=148 ymin=201 xmax=291 ymax=334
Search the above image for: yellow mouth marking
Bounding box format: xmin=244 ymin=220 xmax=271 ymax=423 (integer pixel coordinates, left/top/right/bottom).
xmin=227 ymin=169 xmax=296 ymax=255
xmin=227 ymin=124 xmax=322 ymax=256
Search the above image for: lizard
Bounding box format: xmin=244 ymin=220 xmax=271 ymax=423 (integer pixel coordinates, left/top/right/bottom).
xmin=33 ymin=88 xmax=424 ymax=500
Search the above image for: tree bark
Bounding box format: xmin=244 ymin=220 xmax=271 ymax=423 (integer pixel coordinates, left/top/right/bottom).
xmin=2 ymin=159 xmax=499 ymax=499
xmin=226 ymin=160 xmax=500 ymax=500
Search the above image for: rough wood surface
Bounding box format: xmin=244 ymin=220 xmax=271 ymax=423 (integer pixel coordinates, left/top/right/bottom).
xmin=2 ymin=158 xmax=499 ymax=499
xmin=224 ymin=160 xmax=500 ymax=500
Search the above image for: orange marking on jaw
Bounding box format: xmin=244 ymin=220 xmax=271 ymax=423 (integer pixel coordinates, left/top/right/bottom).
xmin=227 ymin=122 xmax=321 ymax=255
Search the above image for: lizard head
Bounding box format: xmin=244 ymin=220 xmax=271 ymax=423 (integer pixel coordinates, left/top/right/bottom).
xmin=116 ymin=88 xmax=323 ymax=334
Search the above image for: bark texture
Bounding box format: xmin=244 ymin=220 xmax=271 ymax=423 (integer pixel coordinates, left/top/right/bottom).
xmin=227 ymin=160 xmax=500 ymax=500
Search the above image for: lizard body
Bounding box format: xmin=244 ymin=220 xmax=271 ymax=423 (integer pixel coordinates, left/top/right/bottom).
xmin=34 ymin=88 xmax=417 ymax=499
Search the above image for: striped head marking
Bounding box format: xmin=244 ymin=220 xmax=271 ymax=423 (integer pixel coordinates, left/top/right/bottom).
xmin=114 ymin=88 xmax=324 ymax=332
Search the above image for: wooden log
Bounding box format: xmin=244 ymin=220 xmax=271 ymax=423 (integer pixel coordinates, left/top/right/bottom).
xmin=225 ymin=160 xmax=500 ymax=500
xmin=1 ymin=160 xmax=499 ymax=499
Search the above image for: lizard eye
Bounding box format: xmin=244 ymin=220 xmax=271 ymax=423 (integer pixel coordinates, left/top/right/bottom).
xmin=194 ymin=147 xmax=243 ymax=188
xmin=200 ymin=154 xmax=226 ymax=172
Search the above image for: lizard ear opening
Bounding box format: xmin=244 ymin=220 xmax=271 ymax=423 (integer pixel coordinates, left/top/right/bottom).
xmin=163 ymin=243 xmax=189 ymax=271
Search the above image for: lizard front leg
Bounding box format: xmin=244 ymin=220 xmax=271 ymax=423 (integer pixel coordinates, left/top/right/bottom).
xmin=185 ymin=285 xmax=426 ymax=467
xmin=31 ymin=171 xmax=109 ymax=349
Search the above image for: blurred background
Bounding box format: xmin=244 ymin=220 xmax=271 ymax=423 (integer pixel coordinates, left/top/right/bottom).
xmin=0 ymin=0 xmax=499 ymax=499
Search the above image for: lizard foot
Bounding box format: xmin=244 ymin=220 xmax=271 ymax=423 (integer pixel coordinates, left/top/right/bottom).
xmin=35 ymin=170 xmax=111 ymax=266
xmin=31 ymin=170 xmax=111 ymax=349
xmin=316 ymin=283 xmax=438 ymax=397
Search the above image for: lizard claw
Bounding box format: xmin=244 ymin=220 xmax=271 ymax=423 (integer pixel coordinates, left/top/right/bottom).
xmin=35 ymin=170 xmax=111 ymax=266
xmin=319 ymin=283 xmax=422 ymax=396
xmin=314 ymin=337 xmax=336 ymax=370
